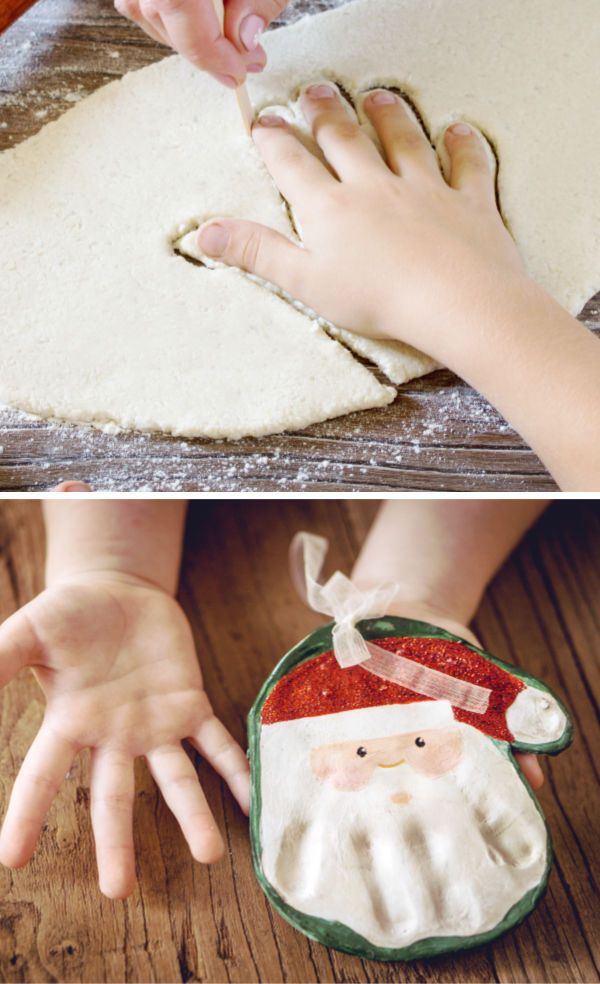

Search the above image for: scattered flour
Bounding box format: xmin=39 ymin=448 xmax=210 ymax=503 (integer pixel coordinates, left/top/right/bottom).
xmin=0 ymin=375 xmax=521 ymax=492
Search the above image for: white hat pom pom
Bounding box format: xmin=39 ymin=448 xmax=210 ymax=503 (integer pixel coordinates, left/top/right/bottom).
xmin=506 ymin=686 xmax=567 ymax=745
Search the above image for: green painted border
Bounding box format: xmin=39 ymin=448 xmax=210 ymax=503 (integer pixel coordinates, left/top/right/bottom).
xmin=247 ymin=616 xmax=573 ymax=962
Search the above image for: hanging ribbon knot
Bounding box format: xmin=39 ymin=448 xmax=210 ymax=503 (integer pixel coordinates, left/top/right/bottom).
xmin=289 ymin=531 xmax=491 ymax=715
xmin=289 ymin=532 xmax=398 ymax=668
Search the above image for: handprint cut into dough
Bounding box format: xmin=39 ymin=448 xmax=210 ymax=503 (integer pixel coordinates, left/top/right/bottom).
xmin=171 ymin=82 xmax=465 ymax=386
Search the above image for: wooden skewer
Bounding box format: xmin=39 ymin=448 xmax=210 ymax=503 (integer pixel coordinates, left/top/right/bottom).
xmin=211 ymin=0 xmax=254 ymax=134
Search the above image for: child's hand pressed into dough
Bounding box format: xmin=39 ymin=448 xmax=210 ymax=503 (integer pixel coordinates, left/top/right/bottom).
xmin=114 ymin=0 xmax=288 ymax=87
xmin=198 ymin=83 xmax=525 ymax=358
xmin=198 ymin=83 xmax=600 ymax=491
xmin=0 ymin=574 xmax=250 ymax=898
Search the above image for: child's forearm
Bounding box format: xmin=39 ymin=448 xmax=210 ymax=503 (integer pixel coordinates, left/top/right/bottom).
xmin=445 ymin=280 xmax=600 ymax=492
xmin=43 ymin=501 xmax=188 ymax=595
xmin=352 ymin=500 xmax=547 ymax=631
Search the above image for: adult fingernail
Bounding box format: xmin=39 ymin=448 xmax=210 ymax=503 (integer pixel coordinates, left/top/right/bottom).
xmin=247 ymin=63 xmax=264 ymax=73
xmin=239 ymin=13 xmax=265 ymax=51
xmin=199 ymin=223 xmax=230 ymax=257
xmin=449 ymin=122 xmax=472 ymax=136
xmin=214 ymin=73 xmax=238 ymax=89
xmin=368 ymin=89 xmax=396 ymax=105
xmin=256 ymin=114 xmax=284 ymax=127
xmin=56 ymin=481 xmax=90 ymax=492
xmin=305 ymin=83 xmax=336 ymax=99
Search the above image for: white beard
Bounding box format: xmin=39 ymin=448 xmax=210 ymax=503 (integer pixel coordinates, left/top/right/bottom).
xmin=258 ymin=712 xmax=548 ymax=950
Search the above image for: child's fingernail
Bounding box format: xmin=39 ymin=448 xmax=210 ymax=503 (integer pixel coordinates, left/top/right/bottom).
xmin=199 ymin=222 xmax=230 ymax=257
xmin=305 ymin=83 xmax=336 ymax=99
xmin=214 ymin=73 xmax=238 ymax=89
xmin=239 ymin=14 xmax=265 ymax=51
xmin=449 ymin=122 xmax=472 ymax=136
xmin=247 ymin=63 xmax=264 ymax=73
xmin=368 ymin=89 xmax=396 ymax=105
xmin=256 ymin=114 xmax=285 ymax=127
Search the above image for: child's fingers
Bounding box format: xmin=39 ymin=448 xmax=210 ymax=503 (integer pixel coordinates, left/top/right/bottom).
xmin=146 ymin=744 xmax=224 ymax=863
xmin=197 ymin=217 xmax=309 ymax=298
xmin=362 ymin=90 xmax=440 ymax=183
xmin=90 ymin=748 xmax=136 ymax=899
xmin=443 ymin=123 xmax=496 ymax=206
xmin=515 ymin=752 xmax=544 ymax=790
xmin=189 ymin=716 xmax=250 ymax=815
xmin=252 ymin=115 xmax=334 ymax=209
xmin=300 ymin=83 xmax=386 ymax=182
xmin=0 ymin=610 xmax=38 ymax=688
xmin=0 ymin=724 xmax=76 ymax=867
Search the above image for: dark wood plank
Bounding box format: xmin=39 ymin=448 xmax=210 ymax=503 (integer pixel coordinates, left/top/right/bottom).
xmin=1 ymin=500 xmax=599 ymax=982
xmin=1 ymin=0 xmax=598 ymax=491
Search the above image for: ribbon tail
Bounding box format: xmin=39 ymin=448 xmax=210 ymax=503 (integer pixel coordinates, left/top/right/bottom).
xmin=289 ymin=531 xmax=329 ymax=612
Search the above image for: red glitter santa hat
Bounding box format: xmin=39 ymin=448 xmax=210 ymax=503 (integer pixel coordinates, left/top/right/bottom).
xmin=263 ymin=636 xmax=522 ymax=742
xmin=267 ymin=533 xmax=568 ymax=746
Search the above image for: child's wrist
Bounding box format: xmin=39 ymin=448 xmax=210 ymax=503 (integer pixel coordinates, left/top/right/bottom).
xmin=383 ymin=598 xmax=479 ymax=647
xmin=352 ymin=578 xmax=478 ymax=645
xmin=46 ymin=555 xmax=175 ymax=595
xmin=397 ymin=271 xmax=538 ymax=373
xmin=43 ymin=501 xmax=186 ymax=597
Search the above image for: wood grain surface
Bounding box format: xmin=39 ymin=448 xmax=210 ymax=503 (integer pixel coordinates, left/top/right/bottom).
xmin=0 ymin=499 xmax=599 ymax=983
xmin=1 ymin=0 xmax=599 ymax=492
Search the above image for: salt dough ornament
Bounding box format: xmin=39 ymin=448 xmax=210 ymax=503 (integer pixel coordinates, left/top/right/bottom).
xmin=248 ymin=534 xmax=572 ymax=960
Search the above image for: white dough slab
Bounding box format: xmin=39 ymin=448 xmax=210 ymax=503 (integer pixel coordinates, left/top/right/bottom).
xmin=1 ymin=0 xmax=599 ymax=437
xmin=0 ymin=46 xmax=393 ymax=438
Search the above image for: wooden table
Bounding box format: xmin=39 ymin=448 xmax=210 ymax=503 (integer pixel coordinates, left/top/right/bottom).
xmin=1 ymin=1 xmax=598 ymax=492
xmin=0 ymin=499 xmax=599 ymax=983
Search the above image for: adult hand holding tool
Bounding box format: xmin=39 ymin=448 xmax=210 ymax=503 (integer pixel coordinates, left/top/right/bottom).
xmin=114 ymin=0 xmax=288 ymax=88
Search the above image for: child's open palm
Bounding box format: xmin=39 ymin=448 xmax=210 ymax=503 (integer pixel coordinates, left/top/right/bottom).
xmin=0 ymin=576 xmax=250 ymax=897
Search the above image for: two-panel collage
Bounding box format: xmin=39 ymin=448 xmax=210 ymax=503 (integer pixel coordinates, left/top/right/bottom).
xmin=0 ymin=1 xmax=598 ymax=984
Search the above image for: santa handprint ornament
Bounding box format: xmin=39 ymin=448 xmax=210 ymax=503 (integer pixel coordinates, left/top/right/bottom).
xmin=248 ymin=534 xmax=572 ymax=960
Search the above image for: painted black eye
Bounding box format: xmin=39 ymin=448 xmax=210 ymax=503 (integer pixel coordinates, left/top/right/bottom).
xmin=356 ymin=746 xmax=367 ymax=758
xmin=415 ymin=737 xmax=426 ymax=748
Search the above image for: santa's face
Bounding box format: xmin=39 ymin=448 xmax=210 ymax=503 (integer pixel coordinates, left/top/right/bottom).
xmin=258 ymin=704 xmax=549 ymax=951
xmin=311 ymin=726 xmax=464 ymax=791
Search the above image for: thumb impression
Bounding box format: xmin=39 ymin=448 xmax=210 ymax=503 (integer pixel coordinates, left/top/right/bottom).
xmin=197 ymin=219 xmax=307 ymax=298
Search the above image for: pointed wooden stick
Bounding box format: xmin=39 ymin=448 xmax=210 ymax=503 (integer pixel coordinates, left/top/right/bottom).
xmin=211 ymin=0 xmax=254 ymax=134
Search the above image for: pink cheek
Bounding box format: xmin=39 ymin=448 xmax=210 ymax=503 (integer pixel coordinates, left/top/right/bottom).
xmin=316 ymin=760 xmax=374 ymax=791
xmin=331 ymin=766 xmax=373 ymax=791
xmin=409 ymin=743 xmax=463 ymax=777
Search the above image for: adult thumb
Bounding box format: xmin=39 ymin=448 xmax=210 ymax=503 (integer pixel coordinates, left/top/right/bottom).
xmin=224 ymin=0 xmax=288 ymax=54
xmin=197 ymin=219 xmax=307 ymax=296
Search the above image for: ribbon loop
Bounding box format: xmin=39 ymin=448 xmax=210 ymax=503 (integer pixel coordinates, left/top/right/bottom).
xmin=289 ymin=532 xmax=397 ymax=667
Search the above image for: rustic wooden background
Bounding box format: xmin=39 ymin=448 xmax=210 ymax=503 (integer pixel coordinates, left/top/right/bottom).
xmin=1 ymin=0 xmax=599 ymax=492
xmin=0 ymin=499 xmax=598 ymax=983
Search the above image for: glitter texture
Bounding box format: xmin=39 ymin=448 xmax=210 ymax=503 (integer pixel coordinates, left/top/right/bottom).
xmin=262 ymin=636 xmax=525 ymax=742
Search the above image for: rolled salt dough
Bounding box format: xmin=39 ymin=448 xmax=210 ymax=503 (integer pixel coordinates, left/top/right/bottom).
xmin=1 ymin=0 xmax=599 ymax=438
